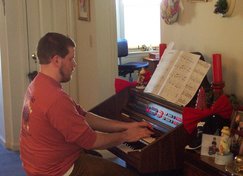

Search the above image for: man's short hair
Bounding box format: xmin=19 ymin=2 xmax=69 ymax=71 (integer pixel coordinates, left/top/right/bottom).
xmin=37 ymin=32 xmax=76 ymax=64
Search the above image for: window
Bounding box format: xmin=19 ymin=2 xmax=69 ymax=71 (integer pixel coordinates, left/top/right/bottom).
xmin=116 ymin=0 xmax=161 ymax=49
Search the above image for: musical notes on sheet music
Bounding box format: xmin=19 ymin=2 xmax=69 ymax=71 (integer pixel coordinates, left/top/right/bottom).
xmin=144 ymin=50 xmax=211 ymax=106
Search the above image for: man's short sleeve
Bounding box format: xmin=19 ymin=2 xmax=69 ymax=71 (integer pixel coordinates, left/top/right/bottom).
xmin=47 ymin=92 xmax=96 ymax=149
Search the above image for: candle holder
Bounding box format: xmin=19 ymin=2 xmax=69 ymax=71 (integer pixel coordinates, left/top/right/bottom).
xmin=159 ymin=43 xmax=167 ymax=59
xmin=212 ymin=53 xmax=222 ymax=83
xmin=211 ymin=81 xmax=225 ymax=101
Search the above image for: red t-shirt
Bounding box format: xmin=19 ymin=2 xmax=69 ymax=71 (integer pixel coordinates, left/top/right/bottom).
xmin=20 ymin=73 xmax=96 ymax=176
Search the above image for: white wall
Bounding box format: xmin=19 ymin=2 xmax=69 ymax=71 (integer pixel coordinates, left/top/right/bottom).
xmin=162 ymin=0 xmax=243 ymax=101
xmin=76 ymin=0 xmax=117 ymax=110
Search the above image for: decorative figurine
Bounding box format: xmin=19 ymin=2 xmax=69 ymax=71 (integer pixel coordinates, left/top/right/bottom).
xmin=195 ymin=87 xmax=207 ymax=110
xmin=219 ymin=126 xmax=231 ymax=155
xmin=230 ymin=111 xmax=243 ymax=156
xmin=136 ymin=68 xmax=151 ymax=89
xmin=215 ymin=126 xmax=233 ymax=165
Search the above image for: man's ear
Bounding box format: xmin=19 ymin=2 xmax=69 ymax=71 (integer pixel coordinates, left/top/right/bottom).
xmin=51 ymin=55 xmax=61 ymax=67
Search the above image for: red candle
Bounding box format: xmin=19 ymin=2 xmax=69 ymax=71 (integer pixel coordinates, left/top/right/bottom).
xmin=159 ymin=43 xmax=167 ymax=59
xmin=212 ymin=54 xmax=223 ymax=83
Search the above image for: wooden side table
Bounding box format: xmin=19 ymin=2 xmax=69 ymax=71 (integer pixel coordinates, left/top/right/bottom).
xmin=143 ymin=57 xmax=159 ymax=74
xmin=184 ymin=150 xmax=231 ymax=176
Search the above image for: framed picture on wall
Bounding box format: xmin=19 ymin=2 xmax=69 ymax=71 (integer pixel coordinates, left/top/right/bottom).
xmin=78 ymin=0 xmax=90 ymax=21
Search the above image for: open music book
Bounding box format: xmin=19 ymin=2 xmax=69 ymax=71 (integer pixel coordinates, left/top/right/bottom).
xmin=144 ymin=49 xmax=211 ymax=107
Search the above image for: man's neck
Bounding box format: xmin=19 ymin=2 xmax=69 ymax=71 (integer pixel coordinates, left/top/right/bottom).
xmin=40 ymin=65 xmax=60 ymax=83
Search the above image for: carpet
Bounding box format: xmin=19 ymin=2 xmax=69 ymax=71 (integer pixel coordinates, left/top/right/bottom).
xmin=0 ymin=144 xmax=26 ymax=176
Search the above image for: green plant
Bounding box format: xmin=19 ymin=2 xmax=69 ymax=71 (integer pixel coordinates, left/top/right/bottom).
xmin=214 ymin=0 xmax=228 ymax=14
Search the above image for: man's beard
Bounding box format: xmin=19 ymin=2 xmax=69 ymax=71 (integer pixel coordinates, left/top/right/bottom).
xmin=59 ymin=66 xmax=71 ymax=83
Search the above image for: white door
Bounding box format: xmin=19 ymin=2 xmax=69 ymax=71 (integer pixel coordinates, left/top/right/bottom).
xmin=25 ymin=0 xmax=76 ymax=94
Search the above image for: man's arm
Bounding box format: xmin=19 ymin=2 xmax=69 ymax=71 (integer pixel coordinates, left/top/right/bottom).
xmin=84 ymin=112 xmax=128 ymax=132
xmin=84 ymin=112 xmax=154 ymax=150
xmin=88 ymin=124 xmax=153 ymax=150
xmin=85 ymin=112 xmax=153 ymax=133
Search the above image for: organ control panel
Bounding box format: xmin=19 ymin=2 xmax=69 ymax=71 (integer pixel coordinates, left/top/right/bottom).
xmin=127 ymin=95 xmax=183 ymax=128
xmin=91 ymin=87 xmax=190 ymax=174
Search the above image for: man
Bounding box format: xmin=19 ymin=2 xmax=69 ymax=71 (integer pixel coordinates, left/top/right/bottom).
xmin=20 ymin=32 xmax=153 ymax=176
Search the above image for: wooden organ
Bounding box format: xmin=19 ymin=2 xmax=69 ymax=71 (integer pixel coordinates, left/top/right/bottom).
xmin=91 ymin=88 xmax=191 ymax=174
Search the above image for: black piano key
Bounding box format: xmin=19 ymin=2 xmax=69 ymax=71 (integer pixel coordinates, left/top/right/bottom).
xmin=124 ymin=141 xmax=147 ymax=150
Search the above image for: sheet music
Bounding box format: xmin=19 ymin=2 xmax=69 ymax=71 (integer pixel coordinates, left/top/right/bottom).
xmin=144 ymin=50 xmax=210 ymax=107
xmin=175 ymin=59 xmax=211 ymax=106
xmin=144 ymin=50 xmax=179 ymax=95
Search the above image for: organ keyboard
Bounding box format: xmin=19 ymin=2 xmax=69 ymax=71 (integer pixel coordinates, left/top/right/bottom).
xmin=91 ymin=87 xmax=191 ymax=174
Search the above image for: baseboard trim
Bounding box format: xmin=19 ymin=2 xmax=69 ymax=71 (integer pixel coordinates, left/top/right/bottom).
xmin=5 ymin=142 xmax=20 ymax=151
xmin=0 ymin=135 xmax=6 ymax=146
